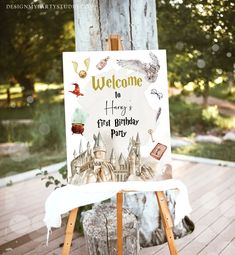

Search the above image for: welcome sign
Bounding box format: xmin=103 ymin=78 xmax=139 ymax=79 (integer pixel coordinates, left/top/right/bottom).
xmin=63 ymin=50 xmax=171 ymax=185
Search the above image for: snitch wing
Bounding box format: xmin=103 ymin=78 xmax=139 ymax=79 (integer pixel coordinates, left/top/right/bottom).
xmin=84 ymin=57 xmax=90 ymax=71
xmin=72 ymin=61 xmax=79 ymax=74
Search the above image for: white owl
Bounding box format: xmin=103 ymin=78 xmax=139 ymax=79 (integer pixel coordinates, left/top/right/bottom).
xmin=117 ymin=52 xmax=160 ymax=83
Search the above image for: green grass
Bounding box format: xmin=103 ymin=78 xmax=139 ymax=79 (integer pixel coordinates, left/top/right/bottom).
xmin=0 ymin=84 xmax=66 ymax=177
xmin=0 ymin=150 xmax=66 ymax=178
xmin=169 ymin=95 xmax=235 ymax=136
xmin=0 ymin=101 xmax=66 ymax=176
xmin=0 ymin=107 xmax=34 ymax=120
xmin=172 ymin=141 xmax=235 ymax=162
xmin=0 ymin=103 xmax=65 ymax=146
xmin=210 ymin=83 xmax=235 ymax=103
xmin=169 ymin=96 xmax=205 ymax=136
xmin=0 ymin=123 xmax=33 ymax=143
xmin=170 ymin=95 xmax=235 ymax=162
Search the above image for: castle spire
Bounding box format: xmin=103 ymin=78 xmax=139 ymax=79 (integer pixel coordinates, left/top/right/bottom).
xmin=129 ymin=147 xmax=135 ymax=158
xmin=90 ymin=148 xmax=94 ymax=158
xmin=136 ymin=132 xmax=140 ymax=157
xmin=93 ymin=132 xmax=106 ymax=152
xmin=129 ymin=147 xmax=136 ymax=176
xmin=93 ymin=132 xmax=106 ymax=159
xmin=136 ymin=133 xmax=140 ymax=144
xmin=73 ymin=150 xmax=77 ymax=158
xmin=119 ymin=153 xmax=125 ymax=165
xmin=79 ymin=140 xmax=83 ymax=154
xmin=110 ymin=149 xmax=116 ymax=166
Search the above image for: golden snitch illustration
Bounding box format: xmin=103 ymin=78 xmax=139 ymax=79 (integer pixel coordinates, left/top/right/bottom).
xmin=72 ymin=57 xmax=90 ymax=78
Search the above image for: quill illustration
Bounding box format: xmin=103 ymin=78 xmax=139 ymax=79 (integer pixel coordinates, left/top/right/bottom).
xmin=156 ymin=107 xmax=162 ymax=123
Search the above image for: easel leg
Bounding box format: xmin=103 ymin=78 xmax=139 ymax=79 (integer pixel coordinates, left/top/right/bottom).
xmin=117 ymin=192 xmax=123 ymax=255
xmin=62 ymin=208 xmax=79 ymax=255
xmin=156 ymin=192 xmax=178 ymax=255
xmin=109 ymin=35 xmax=124 ymax=255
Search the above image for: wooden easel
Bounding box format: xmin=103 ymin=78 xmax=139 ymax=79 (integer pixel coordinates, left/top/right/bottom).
xmin=61 ymin=35 xmax=178 ymax=255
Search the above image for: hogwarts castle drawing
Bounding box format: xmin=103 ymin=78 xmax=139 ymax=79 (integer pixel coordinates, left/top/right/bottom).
xmin=70 ymin=132 xmax=154 ymax=185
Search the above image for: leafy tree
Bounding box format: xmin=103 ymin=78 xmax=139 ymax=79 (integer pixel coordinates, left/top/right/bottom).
xmin=0 ymin=0 xmax=75 ymax=99
xmin=157 ymin=0 xmax=235 ymax=105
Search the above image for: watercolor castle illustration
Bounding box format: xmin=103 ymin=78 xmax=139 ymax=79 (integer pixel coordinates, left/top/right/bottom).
xmin=70 ymin=132 xmax=154 ymax=185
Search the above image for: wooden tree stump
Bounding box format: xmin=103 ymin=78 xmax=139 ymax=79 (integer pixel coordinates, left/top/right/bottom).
xmin=82 ymin=203 xmax=140 ymax=255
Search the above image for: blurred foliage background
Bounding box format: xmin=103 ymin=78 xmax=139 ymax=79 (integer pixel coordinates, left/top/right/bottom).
xmin=0 ymin=0 xmax=234 ymax=177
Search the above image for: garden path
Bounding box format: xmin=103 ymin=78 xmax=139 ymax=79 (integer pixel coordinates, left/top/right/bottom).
xmin=187 ymin=95 xmax=235 ymax=116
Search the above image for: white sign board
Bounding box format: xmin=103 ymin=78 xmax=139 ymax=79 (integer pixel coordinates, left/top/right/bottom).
xmin=63 ymin=50 xmax=171 ymax=185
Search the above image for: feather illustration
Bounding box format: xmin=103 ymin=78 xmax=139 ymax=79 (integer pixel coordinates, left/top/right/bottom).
xmin=156 ymin=107 xmax=162 ymax=123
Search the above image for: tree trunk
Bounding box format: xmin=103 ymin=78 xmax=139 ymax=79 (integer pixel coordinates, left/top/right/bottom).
xmin=227 ymin=71 xmax=234 ymax=95
xmin=83 ymin=203 xmax=140 ymax=255
xmin=6 ymin=88 xmax=11 ymax=106
xmin=73 ymin=0 xmax=158 ymax=51
xmin=202 ymin=80 xmax=209 ymax=106
xmin=16 ymin=75 xmax=35 ymax=100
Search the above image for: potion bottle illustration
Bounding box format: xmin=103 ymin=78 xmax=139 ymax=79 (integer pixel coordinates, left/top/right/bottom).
xmin=96 ymin=56 xmax=110 ymax=70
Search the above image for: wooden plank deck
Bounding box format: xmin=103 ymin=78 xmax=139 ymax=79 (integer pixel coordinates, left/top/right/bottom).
xmin=0 ymin=159 xmax=235 ymax=255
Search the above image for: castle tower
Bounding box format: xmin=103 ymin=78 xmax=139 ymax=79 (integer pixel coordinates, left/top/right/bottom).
xmin=87 ymin=141 xmax=91 ymax=154
xmin=90 ymin=148 xmax=94 ymax=159
xmin=135 ymin=133 xmax=141 ymax=174
xmin=93 ymin=132 xmax=106 ymax=159
xmin=135 ymin=133 xmax=140 ymax=156
xmin=119 ymin=153 xmax=125 ymax=170
xmin=110 ymin=149 xmax=116 ymax=167
xmin=129 ymin=148 xmax=136 ymax=175
xmin=86 ymin=141 xmax=91 ymax=161
xmin=79 ymin=140 xmax=84 ymax=164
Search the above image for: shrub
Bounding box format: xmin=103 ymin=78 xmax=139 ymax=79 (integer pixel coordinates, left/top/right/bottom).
xmin=202 ymin=106 xmax=219 ymax=128
xmin=169 ymin=95 xmax=204 ymax=136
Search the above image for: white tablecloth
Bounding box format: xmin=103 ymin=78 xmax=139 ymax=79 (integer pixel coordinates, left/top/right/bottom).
xmin=44 ymin=179 xmax=192 ymax=233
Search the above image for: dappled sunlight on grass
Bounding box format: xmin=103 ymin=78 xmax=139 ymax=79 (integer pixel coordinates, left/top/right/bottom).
xmin=216 ymin=115 xmax=235 ymax=130
xmin=51 ymin=94 xmax=65 ymax=103
xmin=34 ymin=83 xmax=63 ymax=92
xmin=170 ymin=95 xmax=235 ymax=137
xmin=172 ymin=141 xmax=235 ymax=162
xmin=0 ymin=150 xmax=66 ymax=177
xmin=210 ymin=83 xmax=235 ymax=103
xmin=0 ymin=83 xmax=64 ymax=107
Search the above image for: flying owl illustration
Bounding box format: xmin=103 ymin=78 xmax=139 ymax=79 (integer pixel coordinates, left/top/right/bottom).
xmin=116 ymin=52 xmax=160 ymax=83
